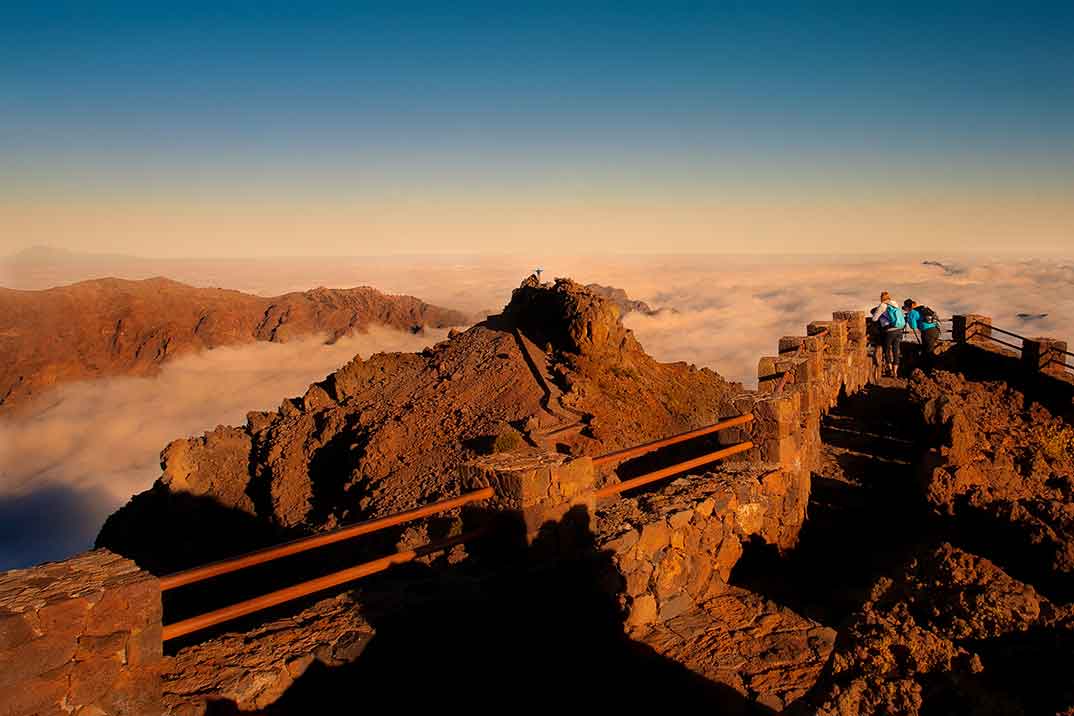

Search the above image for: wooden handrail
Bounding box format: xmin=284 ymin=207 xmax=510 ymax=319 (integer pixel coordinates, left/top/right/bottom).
xmin=162 ymin=529 xmax=486 ymax=641
xmin=591 ymin=414 xmax=753 ymax=467
xmin=595 ymin=441 xmax=754 ymax=498
xmin=160 ymin=487 xmax=495 ymax=591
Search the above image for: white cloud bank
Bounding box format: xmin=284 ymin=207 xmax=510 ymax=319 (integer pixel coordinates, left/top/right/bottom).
xmin=3 ymin=254 xmax=1073 ymax=569
xmin=0 ymin=327 xmax=446 ymax=569
xmin=615 ymin=257 xmax=1074 ymax=385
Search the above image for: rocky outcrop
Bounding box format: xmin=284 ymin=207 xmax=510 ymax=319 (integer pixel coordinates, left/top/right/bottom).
xmin=584 ymin=283 xmax=660 ymax=316
xmin=641 ymin=588 xmax=836 ymax=712
xmin=161 ymin=593 xmax=373 ymax=715
xmin=801 ymin=544 xmax=1074 ymax=716
xmin=910 ymin=370 xmax=1074 ymax=592
xmin=0 ymin=277 xmax=469 ymax=412
xmin=99 ymin=277 xmax=740 ymax=573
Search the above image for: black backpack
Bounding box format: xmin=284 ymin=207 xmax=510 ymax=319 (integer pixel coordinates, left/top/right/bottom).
xmin=917 ymin=305 xmax=938 ymax=324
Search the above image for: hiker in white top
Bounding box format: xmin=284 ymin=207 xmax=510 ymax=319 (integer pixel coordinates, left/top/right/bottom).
xmin=870 ymin=291 xmax=906 ymax=377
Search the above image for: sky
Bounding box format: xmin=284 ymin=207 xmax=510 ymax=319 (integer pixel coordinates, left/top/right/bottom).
xmin=3 ymin=1 xmax=1073 ymax=257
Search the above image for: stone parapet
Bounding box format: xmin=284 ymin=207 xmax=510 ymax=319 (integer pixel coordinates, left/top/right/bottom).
xmin=832 ymin=310 xmax=866 ymax=343
xmin=595 ymin=465 xmax=783 ymax=634
xmin=162 ymin=593 xmax=373 ymax=715
xmin=459 ymin=449 xmax=597 ymax=547
xmin=810 ymin=319 xmax=849 ymax=355
xmin=0 ymin=550 xmax=162 ymax=716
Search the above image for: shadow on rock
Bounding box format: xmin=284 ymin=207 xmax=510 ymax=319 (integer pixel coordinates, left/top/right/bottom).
xmin=174 ymin=505 xmax=774 ymax=714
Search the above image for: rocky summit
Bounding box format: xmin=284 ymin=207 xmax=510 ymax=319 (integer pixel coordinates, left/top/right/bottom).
xmin=0 ymin=276 xmax=468 ymax=412
xmin=98 ymin=276 xmax=740 ymax=572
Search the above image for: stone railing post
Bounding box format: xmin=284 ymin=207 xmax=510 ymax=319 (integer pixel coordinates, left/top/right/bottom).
xmin=953 ymin=314 xmax=992 ymax=344
xmin=808 ymin=320 xmax=849 ymax=356
xmin=1023 ymin=337 xmax=1069 ymax=378
xmin=756 ymin=355 xmax=783 ymax=393
xmin=0 ymin=550 xmax=162 ymax=716
xmin=832 ymin=311 xmax=871 ymax=390
xmin=732 ymin=392 xmax=801 ymax=472
xmin=832 ymin=311 xmax=866 ymax=345
xmin=459 ymin=449 xmax=596 ymax=553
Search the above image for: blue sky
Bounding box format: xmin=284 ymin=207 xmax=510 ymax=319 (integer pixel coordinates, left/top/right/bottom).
xmin=2 ymin=1 xmax=1073 ymax=255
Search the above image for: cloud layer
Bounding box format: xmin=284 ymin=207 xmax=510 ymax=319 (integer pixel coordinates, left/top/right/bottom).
xmin=0 ymin=327 xmax=445 ymax=569
xmin=3 ymin=255 xmax=1072 ymax=569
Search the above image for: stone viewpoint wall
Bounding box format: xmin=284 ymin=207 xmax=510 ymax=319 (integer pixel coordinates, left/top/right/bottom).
xmin=590 ymin=309 xmax=874 ymax=633
xmin=0 ymin=550 xmax=161 ymax=716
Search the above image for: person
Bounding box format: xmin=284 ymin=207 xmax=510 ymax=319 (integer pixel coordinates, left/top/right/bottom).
xmin=870 ymin=291 xmax=906 ymax=377
xmin=904 ymin=298 xmax=941 ymax=355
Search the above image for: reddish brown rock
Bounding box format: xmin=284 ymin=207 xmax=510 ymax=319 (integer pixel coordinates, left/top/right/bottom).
xmin=637 ymin=586 xmax=836 ymax=712
xmin=98 ymin=278 xmax=742 ymax=572
xmin=800 ymin=544 xmax=1074 ymax=716
xmin=0 ymin=549 xmax=161 ymax=716
xmin=911 ymin=370 xmax=1074 ymax=587
xmin=0 ymin=277 xmax=469 ymax=412
xmin=161 ymin=593 xmax=373 ymax=715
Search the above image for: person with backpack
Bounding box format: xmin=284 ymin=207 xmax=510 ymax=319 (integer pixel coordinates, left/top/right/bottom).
xmin=903 ymin=298 xmax=941 ymax=353
xmin=870 ymin=291 xmax=906 ymax=377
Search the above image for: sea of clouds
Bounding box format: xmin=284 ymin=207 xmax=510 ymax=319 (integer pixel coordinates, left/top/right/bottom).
xmin=2 ymin=254 xmax=1072 ymax=568
xmin=0 ymin=327 xmax=446 ymax=569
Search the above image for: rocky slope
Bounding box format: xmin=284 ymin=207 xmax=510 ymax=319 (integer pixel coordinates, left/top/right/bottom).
xmin=98 ymin=276 xmax=740 ymax=572
xmin=801 ymin=544 xmax=1074 ymax=715
xmin=585 ymin=283 xmax=659 ymax=316
xmin=911 ymin=370 xmax=1074 ymax=595
xmin=0 ymin=277 xmax=468 ymax=412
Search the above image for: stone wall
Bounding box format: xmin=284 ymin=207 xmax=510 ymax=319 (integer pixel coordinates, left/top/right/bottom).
xmin=594 ymin=464 xmax=783 ymax=634
xmin=581 ymin=309 xmax=876 ymax=634
xmin=721 ymin=310 xmax=874 ymax=550
xmin=0 ymin=550 xmax=162 ymax=716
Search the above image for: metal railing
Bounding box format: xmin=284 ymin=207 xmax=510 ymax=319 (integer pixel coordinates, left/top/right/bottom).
xmin=161 ymin=488 xmax=495 ymax=591
xmin=594 ymin=441 xmax=754 ymax=498
xmin=162 ymin=529 xmax=485 ymax=641
xmin=591 ymin=414 xmax=753 ymax=466
xmin=161 ymin=487 xmax=495 ymax=640
xmin=162 ymin=413 xmax=760 ymax=640
xmin=965 ymin=320 xmax=1074 ymax=373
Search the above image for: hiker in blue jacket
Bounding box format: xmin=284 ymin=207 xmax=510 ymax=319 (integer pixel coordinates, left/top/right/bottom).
xmin=904 ymin=298 xmax=941 ymax=354
xmin=870 ymin=291 xmax=906 ymax=377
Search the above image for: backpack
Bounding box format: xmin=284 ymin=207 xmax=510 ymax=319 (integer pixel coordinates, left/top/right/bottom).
xmin=885 ymin=304 xmax=906 ymax=330
xmin=916 ymin=305 xmax=938 ymax=324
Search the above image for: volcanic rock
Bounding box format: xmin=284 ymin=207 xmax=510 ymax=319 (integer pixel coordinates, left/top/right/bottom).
xmin=161 ymin=593 xmax=374 ymax=715
xmin=0 ymin=277 xmax=468 ymax=412
xmin=640 ymin=587 xmax=837 ymax=711
xmin=98 ymin=277 xmax=739 ymax=573
xmin=910 ymin=369 xmax=1074 ymax=592
xmin=584 ymin=283 xmax=659 ymax=316
xmin=800 ymin=544 xmax=1074 ymax=716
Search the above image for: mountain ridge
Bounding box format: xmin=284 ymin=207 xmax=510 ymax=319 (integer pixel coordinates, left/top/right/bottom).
xmin=0 ymin=276 xmax=469 ymax=412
